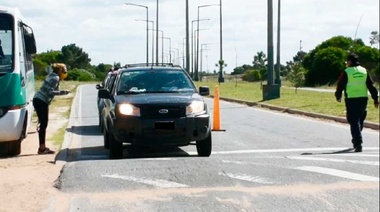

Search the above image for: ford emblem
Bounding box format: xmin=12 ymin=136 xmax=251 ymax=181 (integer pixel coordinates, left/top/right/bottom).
xmin=159 ymin=109 xmax=169 ymax=114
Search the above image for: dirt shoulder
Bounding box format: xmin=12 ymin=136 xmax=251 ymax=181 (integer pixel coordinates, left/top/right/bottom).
xmin=0 ymin=107 xmax=69 ymax=212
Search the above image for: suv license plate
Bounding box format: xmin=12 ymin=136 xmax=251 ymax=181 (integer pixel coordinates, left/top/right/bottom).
xmin=155 ymin=121 xmax=175 ymax=130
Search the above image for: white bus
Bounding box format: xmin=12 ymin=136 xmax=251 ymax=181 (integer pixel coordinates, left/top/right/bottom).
xmin=0 ymin=6 xmax=37 ymax=156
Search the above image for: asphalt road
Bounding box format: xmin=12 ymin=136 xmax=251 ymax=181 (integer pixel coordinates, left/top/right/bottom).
xmin=53 ymin=84 xmax=379 ymax=212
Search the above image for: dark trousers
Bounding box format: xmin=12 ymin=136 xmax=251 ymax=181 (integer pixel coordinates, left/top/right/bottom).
xmin=33 ymin=98 xmax=49 ymax=145
xmin=345 ymin=98 xmax=368 ymax=147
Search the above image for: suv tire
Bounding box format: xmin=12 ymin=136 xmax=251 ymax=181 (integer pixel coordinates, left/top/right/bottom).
xmin=103 ymin=128 xmax=109 ymax=149
xmin=196 ymin=133 xmax=212 ymax=157
xmin=109 ymin=131 xmax=123 ymax=159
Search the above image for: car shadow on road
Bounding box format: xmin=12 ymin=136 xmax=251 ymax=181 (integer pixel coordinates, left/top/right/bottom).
xmin=301 ymin=148 xmax=356 ymax=155
xmin=61 ymin=124 xmax=202 ymax=162
xmin=64 ymin=144 xmax=198 ymax=162
xmin=66 ymin=125 xmax=102 ymax=136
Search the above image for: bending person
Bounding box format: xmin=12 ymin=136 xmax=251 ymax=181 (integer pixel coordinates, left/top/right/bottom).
xmin=33 ymin=63 xmax=70 ymax=154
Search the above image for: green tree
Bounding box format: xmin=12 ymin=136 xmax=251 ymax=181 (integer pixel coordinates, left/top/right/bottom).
xmin=231 ymin=66 xmax=245 ymax=75
xmin=66 ymin=69 xmax=95 ymax=81
xmin=302 ymin=35 xmax=377 ymax=86
xmin=32 ymin=58 xmax=48 ymax=79
xmin=371 ymin=66 xmax=379 ymax=84
xmin=59 ymin=44 xmax=91 ymax=69
xmin=310 ymin=47 xmax=346 ymax=86
xmin=252 ymin=51 xmax=267 ymax=82
xmin=293 ymin=51 xmax=307 ymax=63
xmin=287 ymin=63 xmax=306 ymax=93
xmin=369 ymin=31 xmax=379 ymax=48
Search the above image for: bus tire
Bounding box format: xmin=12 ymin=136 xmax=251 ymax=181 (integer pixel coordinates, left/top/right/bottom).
xmin=8 ymin=140 xmax=21 ymax=156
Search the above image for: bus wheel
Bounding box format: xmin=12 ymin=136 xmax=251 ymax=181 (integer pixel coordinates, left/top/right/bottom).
xmin=0 ymin=140 xmax=21 ymax=157
xmin=8 ymin=140 xmax=21 ymax=156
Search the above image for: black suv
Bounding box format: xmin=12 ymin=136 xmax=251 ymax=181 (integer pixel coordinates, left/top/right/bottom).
xmin=98 ymin=64 xmax=212 ymax=159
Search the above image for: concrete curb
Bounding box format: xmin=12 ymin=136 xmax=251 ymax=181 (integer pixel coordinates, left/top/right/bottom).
xmin=55 ymin=85 xmax=82 ymax=165
xmin=211 ymin=95 xmax=379 ymax=131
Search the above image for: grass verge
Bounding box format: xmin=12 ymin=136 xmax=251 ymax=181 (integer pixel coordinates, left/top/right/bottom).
xmin=195 ymin=80 xmax=379 ymax=123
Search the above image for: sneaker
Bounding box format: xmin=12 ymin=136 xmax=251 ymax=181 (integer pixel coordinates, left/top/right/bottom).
xmin=354 ymin=146 xmax=362 ymax=152
xmin=38 ymin=147 xmax=55 ymax=154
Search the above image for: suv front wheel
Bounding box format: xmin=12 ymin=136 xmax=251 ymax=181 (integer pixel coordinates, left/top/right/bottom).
xmin=196 ymin=133 xmax=212 ymax=157
xmin=109 ymin=131 xmax=123 ymax=159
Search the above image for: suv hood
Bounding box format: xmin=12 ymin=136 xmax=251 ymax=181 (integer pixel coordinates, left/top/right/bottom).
xmin=115 ymin=92 xmax=204 ymax=105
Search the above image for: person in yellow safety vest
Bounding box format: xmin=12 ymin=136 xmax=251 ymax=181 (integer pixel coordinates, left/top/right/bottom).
xmin=335 ymin=53 xmax=379 ymax=152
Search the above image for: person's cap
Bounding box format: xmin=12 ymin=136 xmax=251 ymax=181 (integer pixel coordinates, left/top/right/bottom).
xmin=347 ymin=53 xmax=359 ymax=63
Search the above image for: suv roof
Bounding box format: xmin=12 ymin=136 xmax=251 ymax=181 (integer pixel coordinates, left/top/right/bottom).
xmin=123 ymin=63 xmax=182 ymax=69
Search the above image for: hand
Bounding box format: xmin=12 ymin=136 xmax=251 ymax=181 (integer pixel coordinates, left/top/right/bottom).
xmin=375 ymin=102 xmax=379 ymax=109
xmin=60 ymin=90 xmax=70 ymax=95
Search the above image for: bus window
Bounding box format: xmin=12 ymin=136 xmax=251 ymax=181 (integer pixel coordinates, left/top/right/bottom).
xmin=0 ymin=13 xmax=13 ymax=71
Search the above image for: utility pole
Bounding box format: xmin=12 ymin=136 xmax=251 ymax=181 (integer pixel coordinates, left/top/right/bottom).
xmin=185 ymin=0 xmax=190 ymax=73
xmin=275 ymin=0 xmax=281 ymax=85
xmin=262 ymin=0 xmax=280 ymax=100
xmin=218 ymin=0 xmax=225 ymax=83
xmin=156 ymin=0 xmax=159 ymax=65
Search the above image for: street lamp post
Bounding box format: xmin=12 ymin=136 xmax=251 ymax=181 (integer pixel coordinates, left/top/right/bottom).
xmin=218 ymin=0 xmax=224 ymax=83
xmin=262 ymin=0 xmax=280 ymax=100
xmin=156 ymin=0 xmax=159 ymax=65
xmin=149 ymin=29 xmax=164 ymax=64
xmin=136 ymin=19 xmax=155 ymax=64
xmin=193 ymin=28 xmax=208 ymax=79
xmin=124 ymin=3 xmax=149 ymax=65
xmin=182 ymin=37 xmax=186 ymax=67
xmin=200 ymin=43 xmax=210 ymax=81
xmin=196 ymin=4 xmax=219 ymax=81
xmin=163 ymin=37 xmax=171 ymax=63
xmin=275 ymin=0 xmax=281 ymax=85
xmin=172 ymin=47 xmax=180 ymax=65
xmin=186 ymin=0 xmax=190 ymax=73
xmin=191 ymin=19 xmax=210 ymax=78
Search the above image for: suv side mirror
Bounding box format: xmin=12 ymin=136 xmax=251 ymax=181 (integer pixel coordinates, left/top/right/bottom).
xmin=96 ymin=84 xmax=102 ymax=90
xmin=199 ymin=86 xmax=210 ymax=96
xmin=98 ymin=89 xmax=111 ymax=99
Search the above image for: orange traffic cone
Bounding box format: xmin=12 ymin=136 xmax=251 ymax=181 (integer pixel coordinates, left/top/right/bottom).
xmin=212 ymin=85 xmax=225 ymax=132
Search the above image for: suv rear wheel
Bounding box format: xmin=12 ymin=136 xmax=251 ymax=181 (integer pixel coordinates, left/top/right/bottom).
xmin=196 ymin=133 xmax=212 ymax=157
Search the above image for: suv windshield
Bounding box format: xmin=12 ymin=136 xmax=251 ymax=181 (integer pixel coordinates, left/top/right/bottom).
xmin=117 ymin=69 xmax=195 ymax=94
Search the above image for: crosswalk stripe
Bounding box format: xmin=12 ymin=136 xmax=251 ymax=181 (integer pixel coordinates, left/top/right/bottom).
xmin=295 ymin=166 xmax=379 ymax=182
xmin=101 ymin=174 xmax=189 ymax=188
xmin=219 ymin=172 xmax=274 ymax=184
xmin=188 ymin=147 xmax=379 ymax=155
xmin=286 ymin=156 xmax=379 ymax=166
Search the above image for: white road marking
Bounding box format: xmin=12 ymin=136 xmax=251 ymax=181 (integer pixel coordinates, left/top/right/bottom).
xmin=219 ymin=172 xmax=274 ymax=184
xmin=221 ymin=160 xmax=249 ymax=165
xmin=188 ymin=147 xmax=379 ymax=155
xmin=327 ymin=153 xmax=379 ymax=157
xmin=295 ymin=166 xmax=379 ymax=182
xmin=286 ymin=156 xmax=379 ymax=166
xmin=101 ymin=174 xmax=189 ymax=188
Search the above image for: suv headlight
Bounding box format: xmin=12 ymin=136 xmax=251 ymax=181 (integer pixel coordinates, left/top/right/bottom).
xmin=186 ymin=101 xmax=205 ymax=115
xmin=118 ymin=103 xmax=140 ymax=116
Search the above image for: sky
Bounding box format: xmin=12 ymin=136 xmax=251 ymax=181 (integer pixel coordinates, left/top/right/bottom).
xmin=1 ymin=0 xmax=379 ymax=73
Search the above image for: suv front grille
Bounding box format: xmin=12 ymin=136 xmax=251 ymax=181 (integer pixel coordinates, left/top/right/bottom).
xmin=140 ymin=105 xmax=186 ymax=119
